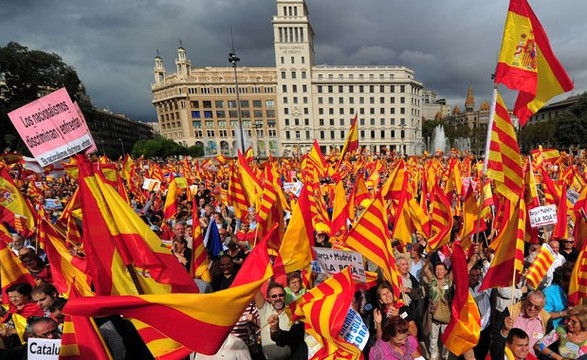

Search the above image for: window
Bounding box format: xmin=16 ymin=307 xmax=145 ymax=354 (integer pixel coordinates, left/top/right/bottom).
xmin=292 ymin=85 xmax=297 ymax=92
xmin=266 ymin=100 xmax=275 ymax=108
xmin=191 ymin=101 xmax=199 ymax=108
xmin=268 ymin=120 xmax=276 ymax=128
xmin=340 ymin=119 xmax=345 ymax=126
xmin=305 ymin=130 xmax=310 ymax=139
xmin=215 ymin=100 xmax=224 ymax=108
xmin=294 ymin=118 xmax=299 ymax=126
xmin=203 ymin=100 xmax=212 ymax=108
xmin=340 ymin=130 xmax=345 ymax=139
xmin=302 ymin=85 xmax=307 ymax=92
xmin=320 ymin=131 xmax=325 ymax=139
xmin=339 ymin=85 xmax=344 ymax=93
xmin=319 ymin=119 xmax=324 ymax=126
xmin=400 ymin=85 xmax=406 ymax=92
xmin=380 ymin=118 xmax=385 ymax=125
xmin=390 ymin=85 xmax=395 ymax=93
xmin=286 ymin=131 xmax=290 ymax=139
xmin=254 ymin=110 xmax=263 ymax=118
xmin=295 ymin=130 xmax=301 ymax=139
xmin=204 ymin=111 xmax=213 ymax=118
xmin=339 ymin=97 xmax=344 ymax=104
xmin=285 ymin=119 xmax=290 ymax=126
xmin=191 ymin=111 xmax=201 ymax=118
xmin=369 ymin=85 xmax=374 ymax=93
xmin=282 ymin=85 xmax=287 ymax=92
xmin=291 ymin=71 xmax=296 ymax=79
xmin=283 ymin=97 xmax=288 ymax=104
xmin=284 ymin=108 xmax=289 ymax=115
xmin=318 ymin=97 xmax=323 ymax=104
xmin=330 ymin=119 xmax=335 ymax=126
xmin=304 ymin=119 xmax=309 ymax=126
xmin=370 ymin=118 xmax=375 ymax=126
xmin=253 ymin=100 xmax=262 ymax=108
xmin=281 ymin=71 xmax=286 ymax=79
xmin=400 ymin=97 xmax=406 ymax=104
xmin=266 ymin=110 xmax=275 ymax=117
xmin=328 ymin=97 xmax=334 ymax=104
xmin=349 ymin=85 xmax=354 ymax=93
xmin=339 ymin=108 xmax=345 ymax=115
xmin=330 ymin=130 xmax=335 ymax=139
xmin=317 ymin=85 xmax=323 ymax=93
xmin=192 ymin=121 xmax=202 ymax=128
xmin=328 ymin=85 xmax=333 ymax=93
xmin=228 ymin=100 xmax=237 ymax=108
xmin=380 ymin=85 xmax=385 ymax=92
xmin=229 ymin=110 xmax=238 ymax=118
xmin=218 ymin=121 xmax=226 ymax=128
xmin=301 ymin=71 xmax=307 ymax=79
xmin=381 ymin=130 xmax=385 ymax=138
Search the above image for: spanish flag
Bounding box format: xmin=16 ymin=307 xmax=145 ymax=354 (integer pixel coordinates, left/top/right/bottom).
xmin=0 ymin=163 xmax=36 ymax=237
xmin=495 ymin=0 xmax=573 ymax=126
xmin=63 ymin=240 xmax=273 ymax=355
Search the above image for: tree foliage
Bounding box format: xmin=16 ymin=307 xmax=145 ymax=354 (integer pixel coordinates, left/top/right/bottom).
xmin=0 ymin=42 xmax=91 ymax=152
xmin=132 ymin=136 xmax=190 ymax=158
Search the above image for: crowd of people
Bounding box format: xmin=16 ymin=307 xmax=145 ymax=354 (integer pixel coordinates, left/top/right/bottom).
xmin=0 ymin=151 xmax=586 ymax=360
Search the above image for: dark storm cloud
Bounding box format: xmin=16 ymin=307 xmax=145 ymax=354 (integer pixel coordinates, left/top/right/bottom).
xmin=1 ymin=0 xmax=585 ymax=122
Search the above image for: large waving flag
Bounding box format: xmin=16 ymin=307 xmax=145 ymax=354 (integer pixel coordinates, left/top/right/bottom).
xmin=344 ymin=192 xmax=402 ymax=297
xmin=441 ymin=241 xmax=480 ymax=355
xmin=0 ymin=164 xmax=36 ymax=237
xmin=77 ymin=155 xmax=197 ymax=295
xmin=494 ymin=0 xmax=573 ymax=126
xmin=330 ymin=179 xmax=349 ymax=237
xmin=291 ymin=267 xmax=362 ymax=359
xmin=479 ymin=197 xmax=526 ymax=291
xmin=64 ymin=241 xmax=273 ymax=356
xmin=486 ymin=91 xmax=524 ymax=203
xmin=227 ymin=164 xmax=250 ymax=219
xmin=162 ymin=178 xmax=179 ymax=222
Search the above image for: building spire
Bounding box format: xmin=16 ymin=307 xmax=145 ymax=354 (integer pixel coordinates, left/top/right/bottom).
xmin=465 ymin=84 xmax=475 ymax=112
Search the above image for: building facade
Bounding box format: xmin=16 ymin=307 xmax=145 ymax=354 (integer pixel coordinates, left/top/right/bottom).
xmin=152 ymin=0 xmax=424 ymax=156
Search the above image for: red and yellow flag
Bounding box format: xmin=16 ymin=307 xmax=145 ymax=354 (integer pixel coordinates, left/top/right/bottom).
xmin=337 ymin=114 xmax=359 ymax=167
xmin=190 ymin=197 xmax=211 ymax=282
xmin=0 ymin=164 xmax=36 ymax=237
xmin=486 ymin=92 xmax=524 ymax=202
xmin=292 ymin=267 xmax=362 ymax=359
xmin=569 ymin=238 xmax=587 ymax=306
xmin=479 ymin=197 xmax=526 ymax=291
xmin=0 ymin=239 xmax=36 ymax=303
xmin=63 ymin=241 xmax=273 ymax=356
xmin=525 ymin=243 xmax=555 ymax=289
xmin=494 ymin=0 xmax=573 ymax=126
xmin=441 ymin=241 xmax=480 ymax=355
xmin=344 ymin=192 xmax=402 ymax=297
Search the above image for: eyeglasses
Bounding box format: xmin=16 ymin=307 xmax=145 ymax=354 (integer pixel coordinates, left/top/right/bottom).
xmin=270 ymin=293 xmax=285 ymax=299
xmin=525 ymin=301 xmax=543 ymax=310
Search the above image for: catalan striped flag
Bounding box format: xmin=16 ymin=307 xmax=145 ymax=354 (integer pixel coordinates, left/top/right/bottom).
xmin=479 ymin=196 xmax=526 ymax=291
xmin=291 ymin=267 xmax=362 ymax=359
xmin=64 ymin=240 xmax=273 ymax=356
xmin=256 ymin=165 xmax=285 ymax=251
xmin=227 ymin=164 xmax=250 ymax=219
xmin=427 ymin=185 xmax=454 ymax=252
xmin=441 ymin=241 xmax=480 ymax=355
xmin=568 ymin=237 xmax=587 ymax=306
xmin=330 ymin=179 xmax=349 ymax=237
xmin=344 ymin=192 xmax=402 ymax=297
xmin=495 ymin=0 xmax=573 ymax=126
xmin=525 ymin=243 xmax=555 ymax=289
xmin=237 ymin=150 xmax=262 ymax=207
xmin=486 ymin=91 xmax=524 ymax=203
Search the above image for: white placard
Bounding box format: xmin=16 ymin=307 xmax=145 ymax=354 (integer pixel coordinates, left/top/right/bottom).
xmin=312 ymin=247 xmax=366 ymax=282
xmin=142 ymin=178 xmax=161 ymax=192
xmin=28 ymin=338 xmax=61 ymax=359
xmin=339 ymin=307 xmax=369 ymax=351
xmin=44 ymin=198 xmax=63 ymax=210
xmin=529 ymin=204 xmax=558 ymax=228
xmin=567 ymin=189 xmax=580 ymax=205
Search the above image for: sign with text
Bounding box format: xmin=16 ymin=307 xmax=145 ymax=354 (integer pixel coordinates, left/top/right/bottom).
xmin=529 ymin=204 xmax=558 ymax=228
xmin=73 ymin=101 xmax=97 ymax=154
xmin=339 ymin=307 xmax=369 ymax=351
xmin=28 ymin=338 xmax=61 ymax=359
xmin=44 ymin=198 xmax=63 ymax=210
xmin=311 ymin=247 xmax=366 ymax=282
xmin=142 ymin=178 xmax=161 ymax=192
xmin=8 ymin=88 xmax=92 ymax=166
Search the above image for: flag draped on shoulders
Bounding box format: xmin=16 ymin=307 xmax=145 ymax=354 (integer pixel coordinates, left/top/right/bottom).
xmin=494 ymin=0 xmax=573 ymax=126
xmin=63 ymin=241 xmax=273 ymax=356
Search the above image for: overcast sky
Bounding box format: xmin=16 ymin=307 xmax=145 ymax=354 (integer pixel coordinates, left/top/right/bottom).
xmin=1 ymin=0 xmax=586 ymax=122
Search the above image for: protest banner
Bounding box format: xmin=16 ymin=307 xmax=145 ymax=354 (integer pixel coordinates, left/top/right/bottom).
xmin=311 ymin=247 xmax=366 ymax=282
xmin=8 ymin=88 xmax=93 ymax=166
xmin=529 ymin=204 xmax=558 ymax=228
xmin=339 ymin=307 xmax=369 ymax=351
xmin=44 ymin=198 xmax=63 ymax=210
xmin=73 ymin=101 xmax=98 ymax=154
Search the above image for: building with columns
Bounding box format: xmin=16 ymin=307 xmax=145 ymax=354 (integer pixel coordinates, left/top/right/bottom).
xmin=152 ymin=0 xmax=424 ymax=156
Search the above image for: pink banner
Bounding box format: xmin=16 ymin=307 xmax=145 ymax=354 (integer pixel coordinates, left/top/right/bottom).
xmin=8 ymin=88 xmax=92 ymax=166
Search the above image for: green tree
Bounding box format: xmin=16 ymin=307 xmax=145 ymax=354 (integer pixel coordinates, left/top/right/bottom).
xmin=0 ymin=42 xmax=90 ymax=152
xmin=131 ymin=136 xmax=188 ymax=158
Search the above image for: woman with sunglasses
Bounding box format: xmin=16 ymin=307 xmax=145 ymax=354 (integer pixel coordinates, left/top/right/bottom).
xmin=535 ymin=305 xmax=587 ymax=360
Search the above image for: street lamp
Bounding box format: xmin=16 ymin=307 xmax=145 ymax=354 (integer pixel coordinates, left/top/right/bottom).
xmin=228 ymin=48 xmax=245 ymax=155
xmin=118 ymin=138 xmax=125 ymax=156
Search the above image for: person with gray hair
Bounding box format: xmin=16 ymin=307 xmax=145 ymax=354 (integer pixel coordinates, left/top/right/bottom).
xmin=490 ymin=290 xmax=551 ymax=359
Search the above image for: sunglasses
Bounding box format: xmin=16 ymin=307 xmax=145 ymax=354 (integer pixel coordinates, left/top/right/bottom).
xmin=525 ymin=301 xmax=543 ymax=310
xmin=270 ymin=293 xmax=285 ymax=299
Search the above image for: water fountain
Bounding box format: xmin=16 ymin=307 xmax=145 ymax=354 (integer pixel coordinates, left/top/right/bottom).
xmin=430 ymin=125 xmax=448 ymax=153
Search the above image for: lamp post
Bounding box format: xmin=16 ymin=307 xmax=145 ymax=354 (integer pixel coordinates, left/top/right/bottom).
xmin=228 ymin=48 xmax=245 ymax=155
xmin=118 ymin=138 xmax=125 ymax=156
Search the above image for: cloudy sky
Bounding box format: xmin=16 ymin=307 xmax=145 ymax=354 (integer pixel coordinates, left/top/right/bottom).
xmin=1 ymin=0 xmax=586 ymax=122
